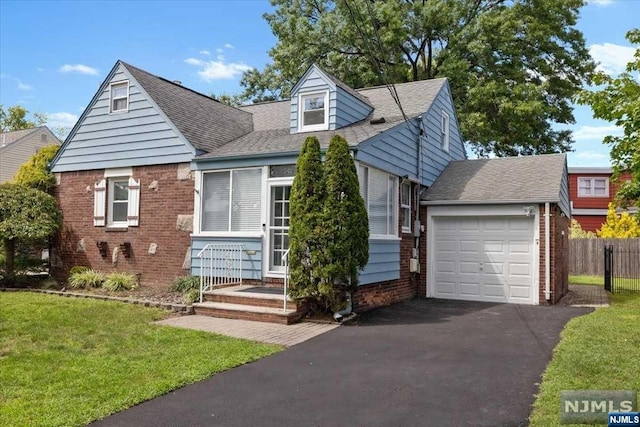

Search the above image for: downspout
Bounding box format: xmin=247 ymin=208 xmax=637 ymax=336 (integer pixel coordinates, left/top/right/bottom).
xmin=545 ymin=202 xmax=551 ymax=301
xmin=333 ymin=290 xmax=352 ymax=322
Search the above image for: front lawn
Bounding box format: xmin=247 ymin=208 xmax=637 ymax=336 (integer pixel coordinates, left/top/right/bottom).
xmin=0 ymin=292 xmax=281 ymax=427
xmin=529 ymin=293 xmax=640 ymax=426
xmin=570 ymin=274 xmax=639 ymax=292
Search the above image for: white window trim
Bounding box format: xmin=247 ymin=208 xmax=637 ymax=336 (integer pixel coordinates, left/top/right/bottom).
xmin=200 ymin=167 xmax=264 ymax=233
xmin=298 ymin=91 xmax=329 ymax=132
xmin=358 ymin=163 xmax=399 ymax=238
xmin=109 ymin=80 xmax=129 ymax=114
xmin=107 ymin=177 xmax=130 ymax=228
xmin=401 ymin=181 xmax=412 ymax=234
xmin=577 ymin=177 xmax=609 ymax=198
xmin=441 ymin=111 xmax=450 ymax=153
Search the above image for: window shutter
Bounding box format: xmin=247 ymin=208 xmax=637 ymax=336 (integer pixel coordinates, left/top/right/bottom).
xmin=94 ymin=179 xmax=106 ymax=227
xmin=127 ymin=177 xmax=140 ymax=227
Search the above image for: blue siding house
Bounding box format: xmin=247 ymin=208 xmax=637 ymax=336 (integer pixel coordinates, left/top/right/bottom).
xmin=50 ymin=60 xmax=470 ymax=319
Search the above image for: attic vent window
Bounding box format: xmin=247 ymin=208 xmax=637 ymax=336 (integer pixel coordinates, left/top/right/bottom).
xmin=299 ymin=92 xmax=328 ymax=132
xmin=110 ymin=81 xmax=129 ymax=113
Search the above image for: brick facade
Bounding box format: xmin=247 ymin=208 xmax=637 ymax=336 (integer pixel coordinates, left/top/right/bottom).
xmin=52 ymin=163 xmax=194 ymax=288
xmin=539 ymin=203 xmax=570 ymax=304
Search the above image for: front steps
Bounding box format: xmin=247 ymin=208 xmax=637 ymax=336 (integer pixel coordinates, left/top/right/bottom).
xmin=193 ymin=285 xmax=305 ymax=325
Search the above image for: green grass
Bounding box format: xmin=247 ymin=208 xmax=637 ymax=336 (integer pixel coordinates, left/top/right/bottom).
xmin=529 ymin=294 xmax=640 ymax=426
xmin=570 ymin=275 xmax=640 ymax=292
xmin=0 ymin=293 xmax=282 ymax=427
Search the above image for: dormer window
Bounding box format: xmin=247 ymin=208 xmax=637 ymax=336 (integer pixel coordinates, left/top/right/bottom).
xmin=110 ymin=81 xmax=129 ymax=113
xmin=299 ymin=92 xmax=328 ymax=131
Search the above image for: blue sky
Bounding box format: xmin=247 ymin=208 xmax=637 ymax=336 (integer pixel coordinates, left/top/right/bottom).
xmin=1 ymin=0 xmax=638 ymax=167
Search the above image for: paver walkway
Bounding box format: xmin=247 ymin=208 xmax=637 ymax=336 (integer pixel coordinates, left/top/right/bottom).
xmin=558 ymin=284 xmax=610 ymax=307
xmin=156 ymin=315 xmax=339 ymax=346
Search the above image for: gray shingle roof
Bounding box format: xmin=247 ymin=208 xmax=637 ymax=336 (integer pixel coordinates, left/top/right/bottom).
xmin=200 ymin=78 xmax=448 ymax=159
xmin=0 ymin=128 xmax=38 ymax=150
xmin=422 ymin=154 xmax=567 ymax=203
xmin=122 ymin=62 xmax=253 ymax=153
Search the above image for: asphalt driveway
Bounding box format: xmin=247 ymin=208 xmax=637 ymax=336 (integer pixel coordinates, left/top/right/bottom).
xmin=93 ymin=299 xmax=591 ymax=427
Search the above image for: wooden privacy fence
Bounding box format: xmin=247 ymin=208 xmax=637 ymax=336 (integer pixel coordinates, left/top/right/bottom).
xmin=570 ymin=238 xmax=640 ymax=276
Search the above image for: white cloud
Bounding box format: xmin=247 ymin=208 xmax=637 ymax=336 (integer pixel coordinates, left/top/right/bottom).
xmin=185 ymin=59 xmax=252 ymax=81
xmin=589 ymin=43 xmax=636 ymax=75
xmin=588 ymin=0 xmax=614 ymax=6
xmin=217 ymin=54 xmax=225 ymax=61
xmin=216 ymin=48 xmax=224 ymax=54
xmin=36 ymin=67 xmax=45 ymax=72
xmin=16 ymin=79 xmax=33 ymax=91
xmin=46 ymin=112 xmax=78 ymax=129
xmin=58 ymin=64 xmax=99 ymax=76
xmin=185 ymin=57 xmax=205 ymax=66
xmin=573 ymin=124 xmax=623 ymax=141
xmin=199 ymin=49 xmax=211 ymax=56
xmin=224 ymin=43 xmax=234 ymax=49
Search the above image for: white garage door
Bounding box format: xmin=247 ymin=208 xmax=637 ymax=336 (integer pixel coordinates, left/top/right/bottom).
xmin=432 ymin=216 xmax=536 ymax=304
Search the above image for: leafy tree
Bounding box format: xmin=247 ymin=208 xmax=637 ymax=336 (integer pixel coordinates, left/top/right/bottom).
xmin=13 ymin=144 xmax=60 ymax=193
xmin=569 ymin=218 xmax=596 ymax=238
xmin=211 ymin=92 xmax=244 ymax=107
xmin=318 ymin=135 xmax=369 ymax=308
xmin=577 ymin=29 xmax=640 ymax=210
xmin=0 ymin=105 xmax=47 ymax=132
xmin=240 ymin=0 xmax=595 ymax=157
xmin=597 ymin=203 xmax=640 ymax=238
xmin=0 ymin=184 xmax=62 ymax=276
xmin=288 ymin=137 xmax=326 ymax=302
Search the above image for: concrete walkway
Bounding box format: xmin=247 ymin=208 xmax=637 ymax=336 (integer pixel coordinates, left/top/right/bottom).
xmin=156 ymin=315 xmax=339 ymax=346
xmin=558 ymin=284 xmax=610 ymax=307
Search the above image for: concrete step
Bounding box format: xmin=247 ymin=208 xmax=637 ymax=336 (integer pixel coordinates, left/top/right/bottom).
xmin=202 ymin=285 xmax=298 ymax=310
xmin=193 ymin=301 xmax=303 ymax=325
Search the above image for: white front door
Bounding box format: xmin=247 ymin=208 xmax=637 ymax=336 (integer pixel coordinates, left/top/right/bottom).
xmin=268 ymin=184 xmax=291 ymax=273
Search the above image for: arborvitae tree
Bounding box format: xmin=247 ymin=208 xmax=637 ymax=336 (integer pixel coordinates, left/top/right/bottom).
xmin=13 ymin=144 xmax=60 ymax=193
xmin=288 ymin=137 xmax=326 ymax=301
xmin=319 ymin=135 xmax=369 ymax=308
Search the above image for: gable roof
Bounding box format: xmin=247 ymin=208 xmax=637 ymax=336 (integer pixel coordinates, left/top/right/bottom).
xmin=197 ymin=78 xmax=447 ymax=159
xmin=422 ymin=154 xmax=568 ymax=205
xmin=121 ymin=62 xmax=253 ymax=153
xmin=1 ymin=128 xmax=39 ymax=150
xmin=291 ymin=64 xmax=373 ymax=107
xmin=0 ymin=126 xmax=58 ymax=153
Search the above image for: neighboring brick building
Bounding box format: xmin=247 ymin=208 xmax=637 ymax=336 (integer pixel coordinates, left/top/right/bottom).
xmin=568 ymin=167 xmax=635 ymax=232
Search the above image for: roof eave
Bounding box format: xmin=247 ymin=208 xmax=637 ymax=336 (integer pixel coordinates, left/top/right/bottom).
xmin=420 ymin=198 xmax=561 ymax=206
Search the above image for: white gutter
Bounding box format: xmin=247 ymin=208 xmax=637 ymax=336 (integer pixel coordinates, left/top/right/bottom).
xmin=545 ymin=202 xmax=551 ymax=301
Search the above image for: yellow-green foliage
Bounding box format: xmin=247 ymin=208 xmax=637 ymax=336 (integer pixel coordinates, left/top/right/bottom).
xmin=569 ymin=219 xmax=596 ymax=238
xmin=13 ymin=144 xmax=60 ymax=193
xmin=597 ymin=202 xmax=640 ymax=238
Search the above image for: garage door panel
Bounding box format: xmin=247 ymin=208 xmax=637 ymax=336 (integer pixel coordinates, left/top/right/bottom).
xmin=436 ymin=281 xmax=456 ymax=295
xmin=459 ymin=240 xmax=479 ymax=253
xmin=484 ymin=241 xmax=504 ymax=254
xmin=459 ymin=282 xmax=480 ymax=296
xmin=483 ymin=283 xmax=506 ymax=297
xmin=484 ymin=262 xmax=504 ymax=275
xmin=432 ymin=216 xmax=535 ymax=305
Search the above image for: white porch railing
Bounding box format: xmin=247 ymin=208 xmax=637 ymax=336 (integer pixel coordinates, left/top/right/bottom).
xmin=197 ymin=244 xmax=244 ymax=303
xmin=282 ymin=249 xmax=290 ymax=312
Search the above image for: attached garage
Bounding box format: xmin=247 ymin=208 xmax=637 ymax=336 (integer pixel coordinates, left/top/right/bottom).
xmin=429 ymin=206 xmax=538 ymax=304
xmin=422 ymin=155 xmax=571 ymax=305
